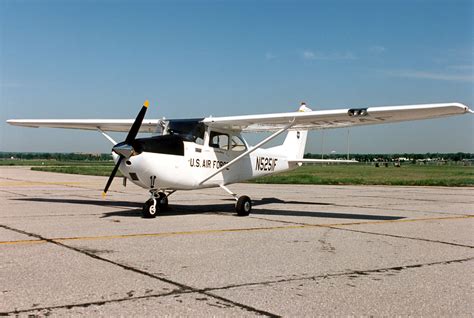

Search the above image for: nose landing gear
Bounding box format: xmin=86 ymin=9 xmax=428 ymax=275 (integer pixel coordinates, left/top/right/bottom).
xmin=143 ymin=197 xmax=157 ymax=218
xmin=142 ymin=190 xmax=173 ymax=218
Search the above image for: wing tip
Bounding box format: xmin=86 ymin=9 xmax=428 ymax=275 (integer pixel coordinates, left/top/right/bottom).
xmin=6 ymin=119 xmax=40 ymax=128
xmin=450 ymin=102 xmax=472 ymax=114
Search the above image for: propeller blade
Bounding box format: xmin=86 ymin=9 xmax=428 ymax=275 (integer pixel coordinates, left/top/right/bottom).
xmin=103 ymin=100 xmax=149 ymax=198
xmin=102 ymin=156 xmax=123 ymax=197
xmin=125 ymin=100 xmax=149 ymax=144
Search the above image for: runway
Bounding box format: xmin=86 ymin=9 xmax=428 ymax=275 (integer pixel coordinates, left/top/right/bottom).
xmin=1 ymin=166 xmax=473 ymax=316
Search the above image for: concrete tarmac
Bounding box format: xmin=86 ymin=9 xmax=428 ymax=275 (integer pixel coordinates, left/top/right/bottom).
xmin=0 ymin=166 xmax=473 ymax=316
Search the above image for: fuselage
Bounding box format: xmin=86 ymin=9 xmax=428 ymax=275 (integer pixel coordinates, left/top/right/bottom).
xmin=112 ymin=117 xmax=308 ymax=192
xmin=116 ymin=139 xmax=296 ymax=191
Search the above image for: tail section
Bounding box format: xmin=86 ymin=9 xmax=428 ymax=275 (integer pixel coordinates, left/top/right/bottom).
xmin=267 ymin=102 xmax=311 ymax=160
xmin=284 ymin=102 xmax=312 ymax=159
xmin=282 ymin=129 xmax=309 ymax=160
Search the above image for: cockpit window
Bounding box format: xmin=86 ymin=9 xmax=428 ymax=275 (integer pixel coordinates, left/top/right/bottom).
xmin=231 ymin=135 xmax=246 ymax=151
xmin=209 ymin=131 xmax=229 ymax=150
xmin=166 ymin=119 xmax=205 ymax=145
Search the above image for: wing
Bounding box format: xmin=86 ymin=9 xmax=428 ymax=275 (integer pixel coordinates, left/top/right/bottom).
xmin=6 ymin=119 xmax=161 ymax=133
xmin=201 ymin=103 xmax=472 ymax=132
xmin=7 ymin=103 xmax=471 ymax=133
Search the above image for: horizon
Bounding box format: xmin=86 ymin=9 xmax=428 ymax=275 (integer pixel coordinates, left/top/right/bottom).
xmin=2 ymin=151 xmax=473 ymax=157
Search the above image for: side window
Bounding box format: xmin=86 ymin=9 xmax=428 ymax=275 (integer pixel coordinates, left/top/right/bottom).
xmin=231 ymin=135 xmax=247 ymax=152
xmin=209 ymin=131 xmax=229 ymax=150
xmin=194 ymin=124 xmax=205 ymax=145
xmin=195 ymin=136 xmax=204 ymax=145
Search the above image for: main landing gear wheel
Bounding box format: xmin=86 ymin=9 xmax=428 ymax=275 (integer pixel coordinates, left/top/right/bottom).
xmin=143 ymin=198 xmax=158 ymax=218
xmin=156 ymin=192 xmax=168 ymax=211
xmin=235 ymin=195 xmax=252 ymax=216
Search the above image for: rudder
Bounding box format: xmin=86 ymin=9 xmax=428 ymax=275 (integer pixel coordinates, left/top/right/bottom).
xmin=283 ymin=102 xmax=312 ymax=160
xmin=282 ymin=130 xmax=308 ymax=160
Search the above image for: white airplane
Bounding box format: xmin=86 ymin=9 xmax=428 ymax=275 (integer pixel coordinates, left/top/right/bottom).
xmin=7 ymin=101 xmax=472 ymax=218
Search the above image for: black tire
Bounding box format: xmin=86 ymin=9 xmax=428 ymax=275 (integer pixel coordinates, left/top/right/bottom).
xmin=157 ymin=192 xmax=169 ymax=211
xmin=235 ymin=195 xmax=251 ymax=216
xmin=142 ymin=198 xmax=158 ymax=218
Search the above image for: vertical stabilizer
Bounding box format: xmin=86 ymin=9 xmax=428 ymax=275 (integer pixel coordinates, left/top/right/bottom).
xmin=279 ymin=102 xmax=312 ymax=160
xmin=283 ymin=129 xmax=308 ymax=160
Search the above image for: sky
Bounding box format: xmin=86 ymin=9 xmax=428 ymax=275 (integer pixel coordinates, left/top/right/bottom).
xmin=0 ymin=0 xmax=473 ymax=154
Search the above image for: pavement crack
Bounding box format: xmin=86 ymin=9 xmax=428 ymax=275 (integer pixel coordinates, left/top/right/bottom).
xmin=198 ymin=291 xmax=280 ymax=317
xmin=331 ymin=203 xmax=466 ymax=216
xmin=250 ymin=216 xmax=474 ymax=249
xmin=249 ymin=216 xmax=306 ymax=225
xmin=328 ymin=226 xmax=474 ymax=249
xmin=0 ymin=290 xmax=191 ymax=315
xmin=201 ymin=257 xmax=474 ymax=293
xmin=317 ymin=228 xmax=336 ymax=254
xmin=0 ymin=224 xmax=279 ymax=317
xmin=0 ymin=189 xmax=29 ymax=197
xmin=4 ymin=254 xmax=469 ymax=316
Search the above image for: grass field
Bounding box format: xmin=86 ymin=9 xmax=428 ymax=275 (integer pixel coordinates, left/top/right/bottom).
xmin=23 ymin=161 xmax=474 ymax=187
xmin=0 ymin=159 xmax=113 ymax=166
xmin=251 ymin=164 xmax=474 ymax=187
xmin=30 ymin=165 xmax=121 ymax=177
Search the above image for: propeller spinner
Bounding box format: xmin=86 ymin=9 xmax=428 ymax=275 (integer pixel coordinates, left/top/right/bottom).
xmin=102 ymin=100 xmax=149 ymax=197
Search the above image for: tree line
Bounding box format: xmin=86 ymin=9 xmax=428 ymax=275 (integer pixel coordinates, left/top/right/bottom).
xmin=0 ymin=152 xmax=112 ymax=161
xmin=304 ymin=152 xmax=473 ymax=162
xmin=1 ymin=152 xmax=473 ymax=162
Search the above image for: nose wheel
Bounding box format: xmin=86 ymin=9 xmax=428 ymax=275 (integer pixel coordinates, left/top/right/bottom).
xmin=143 ymin=198 xmax=158 ymax=218
xmin=142 ymin=191 xmax=172 ymax=218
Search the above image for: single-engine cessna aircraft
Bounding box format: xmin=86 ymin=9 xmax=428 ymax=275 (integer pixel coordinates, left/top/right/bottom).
xmin=7 ymin=101 xmax=472 ymax=218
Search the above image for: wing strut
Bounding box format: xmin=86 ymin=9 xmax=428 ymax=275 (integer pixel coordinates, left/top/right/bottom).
xmin=97 ymin=128 xmax=117 ymax=145
xmin=199 ymin=119 xmax=295 ymax=185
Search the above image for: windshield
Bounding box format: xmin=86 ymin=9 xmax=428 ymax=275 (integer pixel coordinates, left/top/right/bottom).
xmin=166 ymin=119 xmax=205 ymax=144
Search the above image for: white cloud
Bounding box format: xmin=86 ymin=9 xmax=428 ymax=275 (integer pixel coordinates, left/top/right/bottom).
xmin=301 ymin=50 xmax=356 ymax=60
xmin=302 ymin=50 xmax=316 ymax=60
xmin=265 ymin=52 xmax=276 ymax=60
xmin=369 ymin=45 xmax=387 ymax=54
xmin=387 ymin=70 xmax=474 ymax=82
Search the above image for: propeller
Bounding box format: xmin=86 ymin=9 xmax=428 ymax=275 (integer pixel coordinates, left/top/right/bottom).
xmin=102 ymin=100 xmax=149 ymax=197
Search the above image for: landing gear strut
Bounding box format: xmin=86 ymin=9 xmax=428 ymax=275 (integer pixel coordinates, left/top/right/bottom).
xmin=220 ymin=185 xmax=252 ymax=216
xmin=156 ymin=192 xmax=169 ymax=211
xmin=142 ymin=190 xmax=173 ymax=218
